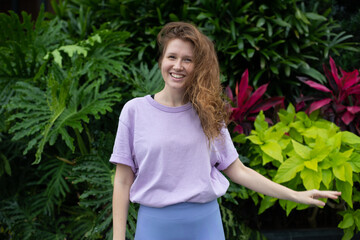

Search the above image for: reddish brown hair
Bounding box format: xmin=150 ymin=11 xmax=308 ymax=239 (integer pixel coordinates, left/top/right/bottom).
xmin=157 ymin=22 xmax=229 ymax=141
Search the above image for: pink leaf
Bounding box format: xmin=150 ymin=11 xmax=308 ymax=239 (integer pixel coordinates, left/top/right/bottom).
xmin=334 ymin=103 xmax=346 ymax=113
xmin=330 ymin=57 xmax=341 ymax=88
xmin=243 ymin=83 xmax=269 ymax=111
xmin=231 ymin=108 xmax=244 ymax=121
xmin=237 ymin=69 xmax=249 ymax=107
xmin=342 ymin=69 xmax=360 ymax=90
xmin=323 ymin=64 xmax=338 ymax=93
xmin=347 ymin=85 xmax=360 ymax=95
xmin=304 ymin=80 xmax=332 ymax=93
xmin=342 ymin=111 xmax=355 ymax=125
xmin=234 ymin=125 xmax=244 ymax=134
xmin=296 ymin=101 xmax=305 ymax=112
xmin=225 ymin=86 xmax=234 ymax=102
xmin=347 ymin=106 xmax=360 ymax=114
xmin=308 ymin=98 xmax=332 ymax=113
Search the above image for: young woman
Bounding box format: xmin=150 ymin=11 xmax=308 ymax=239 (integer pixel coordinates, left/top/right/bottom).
xmin=110 ymin=22 xmax=341 ymax=240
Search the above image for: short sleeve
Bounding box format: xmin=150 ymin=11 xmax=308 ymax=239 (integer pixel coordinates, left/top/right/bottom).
xmin=211 ymin=127 xmax=238 ymax=171
xmin=109 ymin=117 xmax=137 ymax=174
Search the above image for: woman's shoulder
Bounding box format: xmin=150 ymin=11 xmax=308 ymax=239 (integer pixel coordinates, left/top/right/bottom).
xmin=122 ymin=95 xmax=148 ymax=110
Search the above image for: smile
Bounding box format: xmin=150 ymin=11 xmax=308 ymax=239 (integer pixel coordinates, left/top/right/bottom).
xmin=170 ymin=73 xmax=185 ymax=79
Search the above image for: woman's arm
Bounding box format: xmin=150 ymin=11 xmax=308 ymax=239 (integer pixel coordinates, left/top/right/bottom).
xmin=113 ymin=164 xmax=135 ymax=240
xmin=223 ymin=158 xmax=341 ymax=206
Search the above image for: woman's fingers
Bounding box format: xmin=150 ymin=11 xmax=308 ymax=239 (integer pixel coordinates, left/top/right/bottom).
xmin=312 ymin=190 xmax=341 ymax=200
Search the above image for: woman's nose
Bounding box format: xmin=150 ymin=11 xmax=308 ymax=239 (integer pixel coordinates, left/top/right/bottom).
xmin=173 ymin=60 xmax=183 ymax=70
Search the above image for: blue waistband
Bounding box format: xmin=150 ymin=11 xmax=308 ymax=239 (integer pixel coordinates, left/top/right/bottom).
xmin=139 ymin=199 xmax=219 ymax=221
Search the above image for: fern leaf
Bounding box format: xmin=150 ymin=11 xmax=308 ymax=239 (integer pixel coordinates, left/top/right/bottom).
xmin=129 ymin=62 xmax=164 ymax=97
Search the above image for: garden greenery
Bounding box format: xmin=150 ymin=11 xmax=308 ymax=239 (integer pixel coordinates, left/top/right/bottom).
xmin=0 ymin=0 xmax=359 ymax=239
xmin=235 ymin=105 xmax=360 ymax=239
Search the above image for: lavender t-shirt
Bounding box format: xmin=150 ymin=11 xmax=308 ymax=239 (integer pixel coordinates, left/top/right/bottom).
xmin=109 ymin=95 xmax=238 ymax=208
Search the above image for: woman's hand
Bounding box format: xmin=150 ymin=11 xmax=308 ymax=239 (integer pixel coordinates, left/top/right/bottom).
xmin=294 ymin=190 xmax=341 ymax=207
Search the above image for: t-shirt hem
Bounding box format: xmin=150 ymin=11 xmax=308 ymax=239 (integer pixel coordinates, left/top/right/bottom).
xmin=109 ymin=154 xmax=136 ymax=173
xmin=217 ymin=153 xmax=238 ymax=171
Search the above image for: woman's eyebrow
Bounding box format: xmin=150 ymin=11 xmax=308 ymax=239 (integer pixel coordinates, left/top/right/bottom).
xmin=166 ymin=52 xmax=193 ymax=57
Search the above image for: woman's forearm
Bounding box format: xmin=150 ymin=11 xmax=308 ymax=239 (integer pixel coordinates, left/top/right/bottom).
xmin=112 ymin=164 xmax=134 ymax=240
xmin=223 ymin=159 xmax=298 ymax=201
xmin=113 ymin=183 xmax=131 ymax=240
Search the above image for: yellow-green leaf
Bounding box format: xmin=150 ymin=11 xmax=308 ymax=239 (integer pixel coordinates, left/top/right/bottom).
xmin=342 ymin=131 xmax=360 ymax=145
xmin=258 ymin=196 xmax=277 ymax=214
xmin=233 ymin=134 xmax=247 ymax=143
xmin=274 ymin=156 xmax=304 ymax=183
xmin=333 ymin=165 xmax=346 ymax=181
xmin=247 ymin=135 xmax=263 ymax=145
xmin=336 ymin=179 xmax=353 ymax=208
xmin=254 ymin=111 xmax=268 ymax=132
xmin=262 ymin=152 xmax=275 ymax=165
xmin=300 ymin=168 xmax=322 ymax=190
xmin=261 ymin=141 xmax=283 ymax=162
xmin=349 ymin=152 xmax=360 ymax=172
xmin=338 ymin=213 xmax=354 ymax=229
xmin=344 ymin=163 xmax=353 ymax=186
xmin=322 ymin=169 xmax=333 ymax=188
xmin=304 ymin=158 xmax=318 ymax=172
xmin=289 ymin=128 xmax=302 ymax=143
xmin=292 ymin=140 xmax=311 ymax=159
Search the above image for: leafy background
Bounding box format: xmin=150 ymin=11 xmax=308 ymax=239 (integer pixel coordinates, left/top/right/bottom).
xmin=0 ymin=0 xmax=359 ymax=239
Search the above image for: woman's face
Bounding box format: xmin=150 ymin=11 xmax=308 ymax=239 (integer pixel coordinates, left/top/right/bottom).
xmin=160 ymin=38 xmax=194 ymax=93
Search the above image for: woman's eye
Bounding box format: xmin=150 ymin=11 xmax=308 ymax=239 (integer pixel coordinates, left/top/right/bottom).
xmin=184 ymin=58 xmax=192 ymax=62
xmin=168 ymin=56 xmax=176 ymax=59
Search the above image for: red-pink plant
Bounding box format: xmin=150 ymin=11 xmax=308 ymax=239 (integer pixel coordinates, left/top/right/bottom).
xmin=297 ymin=57 xmax=360 ymax=134
xmin=226 ymin=69 xmax=285 ymax=135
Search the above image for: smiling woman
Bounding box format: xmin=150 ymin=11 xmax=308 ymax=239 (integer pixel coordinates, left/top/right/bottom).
xmin=110 ymin=22 xmax=341 ymax=240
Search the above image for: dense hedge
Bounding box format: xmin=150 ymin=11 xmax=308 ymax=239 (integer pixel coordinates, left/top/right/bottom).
xmin=0 ymin=0 xmax=359 ymax=239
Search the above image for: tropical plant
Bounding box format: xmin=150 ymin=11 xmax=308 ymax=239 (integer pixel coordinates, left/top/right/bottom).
xmin=0 ymin=7 xmax=135 ymax=239
xmin=236 ymin=105 xmax=360 ymax=239
xmin=128 ymin=62 xmax=164 ymax=97
xmin=297 ymin=56 xmax=360 ymax=135
xmin=51 ymin=0 xmax=359 ymax=98
xmin=226 ymin=69 xmax=284 ymax=135
xmin=7 ymin=31 xmax=129 ymax=164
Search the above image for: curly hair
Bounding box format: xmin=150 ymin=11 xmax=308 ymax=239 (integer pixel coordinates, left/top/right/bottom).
xmin=157 ymin=22 xmax=230 ymax=141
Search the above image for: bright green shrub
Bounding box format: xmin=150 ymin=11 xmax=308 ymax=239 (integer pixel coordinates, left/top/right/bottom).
xmin=234 ymin=104 xmax=360 ymax=239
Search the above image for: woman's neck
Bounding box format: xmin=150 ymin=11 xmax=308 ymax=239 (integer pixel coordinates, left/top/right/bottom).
xmin=154 ymin=89 xmax=188 ymax=107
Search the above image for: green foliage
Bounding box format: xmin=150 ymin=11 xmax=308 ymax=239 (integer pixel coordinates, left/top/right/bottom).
xmin=338 ymin=209 xmax=360 ymax=240
xmin=1 ymin=0 xmax=360 ymax=239
xmin=128 ymin=62 xmax=164 ymax=97
xmin=68 ymin=154 xmax=127 ymax=239
xmin=0 ymin=5 xmax=134 ymax=239
xmin=219 ymin=202 xmax=266 ymax=240
xmin=7 ymin=31 xmax=129 ymax=164
xmin=52 ymin=0 xmax=358 ymax=97
xmin=238 ymin=105 xmax=360 ymax=239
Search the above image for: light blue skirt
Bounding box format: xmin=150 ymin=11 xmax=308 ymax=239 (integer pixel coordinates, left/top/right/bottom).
xmin=134 ymin=199 xmax=225 ymax=240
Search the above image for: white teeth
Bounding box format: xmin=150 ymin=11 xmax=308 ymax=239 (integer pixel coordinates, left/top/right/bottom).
xmin=171 ymin=73 xmax=184 ymax=79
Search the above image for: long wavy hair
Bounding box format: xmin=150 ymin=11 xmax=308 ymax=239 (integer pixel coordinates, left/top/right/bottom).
xmin=157 ymin=22 xmax=230 ymax=141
